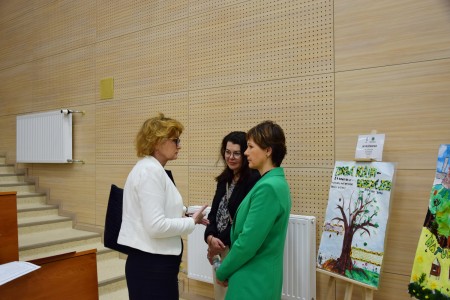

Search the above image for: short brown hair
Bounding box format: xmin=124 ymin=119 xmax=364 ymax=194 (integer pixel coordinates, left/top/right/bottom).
xmin=135 ymin=113 xmax=184 ymax=157
xmin=247 ymin=120 xmax=287 ymax=167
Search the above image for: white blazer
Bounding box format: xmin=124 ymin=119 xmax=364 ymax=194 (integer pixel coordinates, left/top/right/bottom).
xmin=118 ymin=156 xmax=195 ymax=255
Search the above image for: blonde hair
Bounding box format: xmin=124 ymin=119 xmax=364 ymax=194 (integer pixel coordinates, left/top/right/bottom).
xmin=135 ymin=113 xmax=184 ymax=157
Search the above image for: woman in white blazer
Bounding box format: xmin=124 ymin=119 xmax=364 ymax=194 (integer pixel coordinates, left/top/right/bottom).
xmin=118 ymin=113 xmax=208 ymax=300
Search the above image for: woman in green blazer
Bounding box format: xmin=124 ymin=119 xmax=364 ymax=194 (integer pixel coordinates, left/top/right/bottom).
xmin=215 ymin=120 xmax=292 ymax=300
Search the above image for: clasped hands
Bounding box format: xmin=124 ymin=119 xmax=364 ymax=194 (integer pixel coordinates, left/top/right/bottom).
xmin=207 ymin=236 xmax=228 ymax=287
xmin=206 ymin=236 xmax=225 ymax=262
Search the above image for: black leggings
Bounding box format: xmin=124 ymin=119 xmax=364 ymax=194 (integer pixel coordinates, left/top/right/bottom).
xmin=125 ymin=247 xmax=182 ymax=300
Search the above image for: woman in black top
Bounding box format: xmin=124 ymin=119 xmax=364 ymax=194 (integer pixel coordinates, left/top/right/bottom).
xmin=204 ymin=131 xmax=260 ymax=300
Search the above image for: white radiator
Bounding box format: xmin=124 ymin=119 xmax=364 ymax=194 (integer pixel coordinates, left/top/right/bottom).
xmin=187 ymin=206 xmax=213 ymax=283
xmin=282 ymin=215 xmax=316 ymax=300
xmin=16 ymin=110 xmax=72 ymax=163
xmin=187 ymin=208 xmax=316 ymax=300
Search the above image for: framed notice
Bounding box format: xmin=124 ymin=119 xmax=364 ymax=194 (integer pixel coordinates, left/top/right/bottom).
xmin=355 ymin=134 xmax=386 ymax=162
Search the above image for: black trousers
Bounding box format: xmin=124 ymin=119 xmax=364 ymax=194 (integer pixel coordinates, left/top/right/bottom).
xmin=125 ymin=245 xmax=183 ymax=300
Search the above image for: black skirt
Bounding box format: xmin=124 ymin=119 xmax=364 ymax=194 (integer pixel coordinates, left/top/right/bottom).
xmin=125 ymin=242 xmax=183 ymax=300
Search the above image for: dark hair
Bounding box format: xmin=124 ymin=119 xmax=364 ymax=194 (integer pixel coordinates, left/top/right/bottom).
xmin=216 ymin=131 xmax=251 ymax=183
xmin=247 ymin=121 xmax=287 ymax=167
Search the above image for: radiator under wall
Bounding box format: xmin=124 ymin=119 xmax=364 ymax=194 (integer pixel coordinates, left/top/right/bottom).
xmin=16 ymin=110 xmax=72 ymax=163
xmin=282 ymin=214 xmax=316 ymax=300
xmin=187 ymin=206 xmax=213 ymax=283
xmin=187 ymin=207 xmax=316 ymax=300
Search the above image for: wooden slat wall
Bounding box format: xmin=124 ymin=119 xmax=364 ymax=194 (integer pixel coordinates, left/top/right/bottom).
xmin=32 ymin=47 xmax=96 ymax=111
xmin=335 ymin=0 xmax=450 ymax=71
xmin=0 ymin=11 xmax=33 ymax=70
xmin=335 ymin=59 xmax=450 ymax=169
xmin=0 ymin=64 xmax=32 ymax=116
xmin=1 ymin=0 xmax=450 ymax=299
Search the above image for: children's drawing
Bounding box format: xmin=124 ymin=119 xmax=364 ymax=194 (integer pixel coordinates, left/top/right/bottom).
xmin=409 ymin=145 xmax=450 ymax=300
xmin=317 ymin=161 xmax=395 ymax=288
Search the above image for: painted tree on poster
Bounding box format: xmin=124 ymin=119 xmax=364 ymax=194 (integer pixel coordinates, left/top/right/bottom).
xmin=317 ymin=162 xmax=394 ymax=288
xmin=331 ymin=190 xmax=380 ymax=274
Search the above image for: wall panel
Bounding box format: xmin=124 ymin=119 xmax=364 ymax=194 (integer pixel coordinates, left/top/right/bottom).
xmin=189 ymin=75 xmax=334 ymax=168
xmin=0 ymin=0 xmax=34 ymax=25
xmin=383 ymin=169 xmax=432 ymax=275
xmin=0 ymin=11 xmax=34 ymax=70
xmin=96 ymin=19 xmax=188 ymax=100
xmin=71 ymin=104 xmax=96 ymax=165
xmin=336 ymin=59 xmax=450 ymax=169
xmin=167 ymin=166 xmax=191 ymax=205
xmin=189 ymin=0 xmax=333 ymax=89
xmin=335 ymin=0 xmax=450 ymax=71
xmin=32 ymin=0 xmax=96 ymax=59
xmin=189 ymin=0 xmax=248 ymax=16
xmin=0 ymin=116 xmax=17 ymax=163
xmin=189 ymin=166 xmax=222 ymax=208
xmin=96 ymin=0 xmax=188 ymax=41
xmin=0 ymin=64 xmax=33 ymax=116
xmin=29 ymin=163 xmax=96 ymax=225
xmin=285 ymin=168 xmax=331 ymax=243
xmin=32 ymin=46 xmax=96 ymax=111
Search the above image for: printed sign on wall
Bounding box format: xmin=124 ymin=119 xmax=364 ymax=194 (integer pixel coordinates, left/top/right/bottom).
xmin=317 ymin=161 xmax=395 ymax=288
xmin=409 ymin=145 xmax=450 ymax=300
xmin=355 ymin=134 xmax=386 ymax=162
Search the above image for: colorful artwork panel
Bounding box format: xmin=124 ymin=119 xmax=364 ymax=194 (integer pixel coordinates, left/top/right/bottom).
xmin=317 ymin=161 xmax=395 ymax=288
xmin=409 ymin=145 xmax=450 ymax=300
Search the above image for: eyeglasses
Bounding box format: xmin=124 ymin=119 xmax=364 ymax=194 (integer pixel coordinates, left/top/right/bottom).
xmin=170 ymin=138 xmax=181 ymax=147
xmin=225 ymin=150 xmax=241 ymax=159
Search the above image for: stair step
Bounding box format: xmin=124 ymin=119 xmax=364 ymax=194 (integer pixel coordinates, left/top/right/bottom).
xmin=18 ymin=207 xmax=60 ymax=219
xmin=19 ymin=237 xmax=106 ymax=261
xmin=18 ymin=218 xmax=74 ymax=234
xmin=97 ymin=251 xmax=127 ymax=285
xmin=0 ymin=164 xmax=15 ymax=174
xmin=0 ymin=174 xmax=25 ymax=183
xmin=99 ymin=279 xmax=129 ymax=300
xmin=0 ymin=157 xmax=6 ymax=164
xmin=0 ymin=182 xmax=35 ymax=193
xmin=17 ymin=192 xmax=48 ymax=207
xmin=18 ymin=203 xmax=58 ymax=212
xmin=18 ymin=214 xmax=72 ymax=227
xmin=19 ymin=227 xmax=101 ymax=250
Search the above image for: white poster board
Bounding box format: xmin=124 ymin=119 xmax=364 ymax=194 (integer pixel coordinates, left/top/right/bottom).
xmin=317 ymin=161 xmax=395 ymax=288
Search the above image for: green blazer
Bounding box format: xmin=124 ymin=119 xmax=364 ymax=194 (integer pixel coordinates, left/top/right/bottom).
xmin=216 ymin=167 xmax=291 ymax=300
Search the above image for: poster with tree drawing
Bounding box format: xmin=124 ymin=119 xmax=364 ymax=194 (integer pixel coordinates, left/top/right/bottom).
xmin=317 ymin=161 xmax=395 ymax=288
xmin=408 ymin=144 xmax=450 ymax=300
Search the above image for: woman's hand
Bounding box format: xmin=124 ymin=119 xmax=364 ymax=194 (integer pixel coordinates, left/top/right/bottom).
xmin=192 ymin=204 xmax=209 ymax=225
xmin=216 ymin=278 xmax=228 ymax=287
xmin=208 ymin=236 xmax=225 ymax=254
xmin=207 ymin=236 xmax=225 ymax=264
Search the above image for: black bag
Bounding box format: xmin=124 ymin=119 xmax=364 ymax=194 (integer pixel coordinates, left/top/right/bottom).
xmin=103 ymin=170 xmax=175 ymax=254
